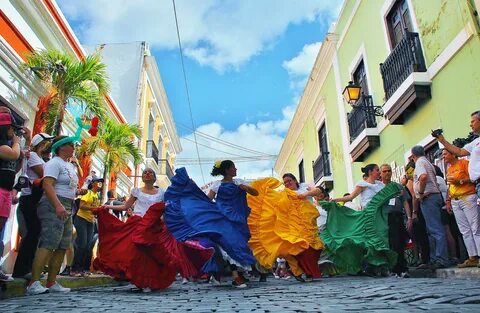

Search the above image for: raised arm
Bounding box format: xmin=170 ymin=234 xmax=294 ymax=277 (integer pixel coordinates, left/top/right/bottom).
xmin=437 ymin=135 xmax=470 ymax=157
xmin=105 ymin=196 xmax=136 ymax=211
xmin=332 ymin=185 xmax=364 ymax=203
xmin=239 ymin=184 xmax=259 ymax=196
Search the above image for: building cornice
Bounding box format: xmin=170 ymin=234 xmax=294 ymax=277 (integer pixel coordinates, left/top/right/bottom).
xmin=144 ymin=56 xmax=182 ymax=154
xmin=274 ymin=33 xmax=338 ymax=173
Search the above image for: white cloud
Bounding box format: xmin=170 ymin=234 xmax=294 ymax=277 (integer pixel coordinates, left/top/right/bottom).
xmin=57 ymin=0 xmax=340 ymax=72
xmin=282 ymin=41 xmax=322 ymax=100
xmin=282 ymin=42 xmax=322 ymax=77
xmin=176 ymin=104 xmax=295 ymax=186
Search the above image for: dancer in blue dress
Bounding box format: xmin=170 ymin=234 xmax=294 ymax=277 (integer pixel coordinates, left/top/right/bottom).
xmin=164 ymin=161 xmax=258 ymax=288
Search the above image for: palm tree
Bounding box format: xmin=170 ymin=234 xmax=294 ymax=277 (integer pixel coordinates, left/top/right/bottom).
xmin=23 ymin=49 xmax=109 ymax=135
xmin=78 ymin=117 xmax=143 ymax=200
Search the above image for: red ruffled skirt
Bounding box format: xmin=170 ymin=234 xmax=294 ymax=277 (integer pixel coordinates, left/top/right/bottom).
xmin=93 ymin=202 xmax=213 ymax=289
xmin=296 ymin=247 xmax=322 ymax=278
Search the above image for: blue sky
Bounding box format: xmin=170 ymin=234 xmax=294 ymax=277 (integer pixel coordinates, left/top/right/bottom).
xmin=56 ymin=0 xmax=341 ymax=184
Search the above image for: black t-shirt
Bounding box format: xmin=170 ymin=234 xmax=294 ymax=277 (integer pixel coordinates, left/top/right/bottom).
xmin=0 ymin=141 xmax=19 ymax=190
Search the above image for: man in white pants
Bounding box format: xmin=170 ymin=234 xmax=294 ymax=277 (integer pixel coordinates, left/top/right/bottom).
xmin=435 ymin=110 xmax=480 ymax=199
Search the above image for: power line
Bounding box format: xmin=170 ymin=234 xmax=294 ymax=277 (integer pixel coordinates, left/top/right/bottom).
xmin=172 ymin=0 xmax=205 ymax=184
xmin=178 ymin=123 xmax=276 ymax=157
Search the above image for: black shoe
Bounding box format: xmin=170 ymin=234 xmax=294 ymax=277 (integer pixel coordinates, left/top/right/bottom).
xmin=259 ymin=274 xmax=267 ymax=282
xmin=238 ymin=272 xmax=250 ymax=282
xmin=294 ymin=275 xmax=305 ymax=282
xmin=59 ymin=266 xmax=71 ymax=276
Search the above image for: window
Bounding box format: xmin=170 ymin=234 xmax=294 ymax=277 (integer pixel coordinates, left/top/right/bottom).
xmin=318 ymin=124 xmax=331 ymax=175
xmin=148 ymin=115 xmax=155 ymax=141
xmin=353 ymin=60 xmax=368 ymax=96
xmin=298 ymin=159 xmax=305 ymax=183
xmin=387 ymin=0 xmax=413 ymax=48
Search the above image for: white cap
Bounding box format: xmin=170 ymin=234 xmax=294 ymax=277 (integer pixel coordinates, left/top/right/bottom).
xmin=31 ymin=133 xmax=55 ymax=147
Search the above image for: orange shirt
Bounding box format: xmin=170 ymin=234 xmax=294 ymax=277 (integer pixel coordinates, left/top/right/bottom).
xmin=447 ymin=159 xmax=476 ymax=198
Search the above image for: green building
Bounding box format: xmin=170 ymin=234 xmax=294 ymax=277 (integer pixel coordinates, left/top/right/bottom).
xmin=275 ymin=0 xmax=480 ymax=197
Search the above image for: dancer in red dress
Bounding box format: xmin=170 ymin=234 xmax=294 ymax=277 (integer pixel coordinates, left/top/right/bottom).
xmin=94 ymin=168 xmax=213 ymax=291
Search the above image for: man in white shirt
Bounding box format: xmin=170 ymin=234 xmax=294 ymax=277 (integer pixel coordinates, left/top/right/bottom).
xmin=435 ymin=110 xmax=480 ymax=199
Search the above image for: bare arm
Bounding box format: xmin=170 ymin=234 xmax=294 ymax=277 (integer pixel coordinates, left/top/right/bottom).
xmin=437 ymin=135 xmax=470 ymax=157
xmin=105 ymin=196 xmax=136 ymax=211
xmin=30 ymin=164 xmax=44 ymax=177
xmin=239 ymin=184 xmax=258 ymax=196
xmin=0 ymin=137 xmax=21 ymax=160
xmin=298 ymin=187 xmax=323 ymax=199
xmin=417 ymin=173 xmax=427 ymax=194
xmin=207 ymin=189 xmax=216 ymax=200
xmin=332 ymin=185 xmax=364 ymax=203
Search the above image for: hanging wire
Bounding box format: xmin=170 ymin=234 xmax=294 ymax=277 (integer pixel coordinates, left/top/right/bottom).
xmin=177 ymin=123 xmax=276 ymax=157
xmin=172 ymin=0 xmax=205 ymax=184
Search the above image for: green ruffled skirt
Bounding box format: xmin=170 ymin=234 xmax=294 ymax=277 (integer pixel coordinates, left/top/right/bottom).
xmin=320 ymin=182 xmax=402 ymax=274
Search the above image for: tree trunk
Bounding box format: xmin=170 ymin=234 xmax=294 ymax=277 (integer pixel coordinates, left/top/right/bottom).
xmin=102 ymin=166 xmax=110 ymax=204
xmin=53 ymin=101 xmax=67 ymax=136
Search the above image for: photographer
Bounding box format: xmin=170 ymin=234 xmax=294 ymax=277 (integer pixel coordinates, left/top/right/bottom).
xmin=433 ymin=110 xmax=480 ymax=198
xmin=0 ymin=111 xmax=31 ymax=282
xmin=12 ymin=133 xmax=54 ymax=279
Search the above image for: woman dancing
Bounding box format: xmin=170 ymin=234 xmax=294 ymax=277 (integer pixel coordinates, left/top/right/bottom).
xmin=164 ymin=162 xmax=258 ymax=288
xmin=94 ymin=168 xmax=213 ymax=291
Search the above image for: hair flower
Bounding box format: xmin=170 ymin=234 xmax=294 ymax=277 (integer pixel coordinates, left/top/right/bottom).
xmin=214 ymin=160 xmax=222 ymax=169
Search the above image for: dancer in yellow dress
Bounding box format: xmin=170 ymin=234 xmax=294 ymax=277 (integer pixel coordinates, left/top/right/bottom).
xmin=247 ymin=173 xmax=324 ymax=282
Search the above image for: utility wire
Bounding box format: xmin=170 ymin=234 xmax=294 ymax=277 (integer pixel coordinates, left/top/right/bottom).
xmin=178 ymin=123 xmax=276 ymax=157
xmin=172 ymin=0 xmax=205 ymax=184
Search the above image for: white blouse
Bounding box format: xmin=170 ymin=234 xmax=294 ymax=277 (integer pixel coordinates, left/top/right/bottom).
xmin=210 ymin=178 xmax=246 ymax=194
xmin=130 ymin=187 xmax=165 ymax=217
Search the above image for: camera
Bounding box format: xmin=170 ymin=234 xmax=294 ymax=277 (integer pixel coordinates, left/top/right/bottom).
xmin=15 ymin=174 xmax=31 ymax=189
xmin=431 ymin=128 xmax=443 ymax=138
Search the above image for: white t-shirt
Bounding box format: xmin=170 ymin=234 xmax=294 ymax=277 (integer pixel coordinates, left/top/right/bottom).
xmin=210 ymin=178 xmax=246 ymax=194
xmin=43 ymin=156 xmax=78 ymax=200
xmin=21 ymin=152 xmax=45 ymax=196
xmin=356 ymin=180 xmax=385 ymax=209
xmin=131 ymin=187 xmax=165 ymax=217
xmin=464 ymin=137 xmax=480 ymax=181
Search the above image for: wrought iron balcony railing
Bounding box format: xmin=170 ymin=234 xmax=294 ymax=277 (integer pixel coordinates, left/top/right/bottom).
xmin=312 ymin=152 xmax=331 ymax=183
xmin=146 ymin=140 xmax=159 ymax=164
xmin=347 ymin=95 xmax=377 ymax=143
xmin=380 ymin=30 xmax=427 ymax=100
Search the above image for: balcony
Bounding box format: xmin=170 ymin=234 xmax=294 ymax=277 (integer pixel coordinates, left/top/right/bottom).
xmin=159 ymin=158 xmax=174 ymax=180
xmin=146 ymin=140 xmax=159 ymax=164
xmin=380 ymin=31 xmax=431 ymax=124
xmin=312 ymin=153 xmax=333 ymax=190
xmin=347 ymin=95 xmax=380 ymax=162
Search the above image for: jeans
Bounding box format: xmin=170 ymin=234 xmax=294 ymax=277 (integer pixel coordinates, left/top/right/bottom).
xmin=420 ymin=193 xmax=448 ymax=265
xmin=73 ymin=216 xmax=94 ymax=272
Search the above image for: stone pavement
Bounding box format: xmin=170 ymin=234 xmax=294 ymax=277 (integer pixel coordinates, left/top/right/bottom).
xmin=1 ymin=276 xmax=480 ymax=312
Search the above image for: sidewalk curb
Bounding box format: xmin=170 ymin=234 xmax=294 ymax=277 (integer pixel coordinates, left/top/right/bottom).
xmin=0 ymin=275 xmax=122 ymax=300
xmin=409 ymin=267 xmax=480 ymax=279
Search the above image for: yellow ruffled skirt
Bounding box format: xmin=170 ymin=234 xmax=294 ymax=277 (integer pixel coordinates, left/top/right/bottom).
xmin=247 ymin=178 xmax=324 ymax=275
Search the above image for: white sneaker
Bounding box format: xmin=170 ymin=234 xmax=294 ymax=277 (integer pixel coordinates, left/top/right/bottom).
xmin=209 ymin=275 xmax=220 ymax=286
xmin=48 ymin=282 xmax=71 ymax=293
xmin=181 ymin=277 xmax=189 ymax=284
xmin=26 ymin=281 xmax=48 ymax=295
xmin=0 ymin=270 xmax=14 ymax=282
xmin=142 ymin=287 xmax=152 ymax=293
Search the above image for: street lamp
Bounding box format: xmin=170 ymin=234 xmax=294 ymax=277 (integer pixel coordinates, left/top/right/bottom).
xmin=342 ymin=81 xmax=384 ymax=117
xmin=342 ymin=81 xmax=361 ymax=104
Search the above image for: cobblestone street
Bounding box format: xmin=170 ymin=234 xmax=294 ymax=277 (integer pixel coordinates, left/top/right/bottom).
xmin=2 ymin=276 xmax=480 ymax=312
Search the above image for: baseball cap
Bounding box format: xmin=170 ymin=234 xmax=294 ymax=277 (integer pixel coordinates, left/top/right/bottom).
xmin=31 ymin=133 xmax=55 ymax=147
xmin=0 ymin=113 xmax=13 ymax=126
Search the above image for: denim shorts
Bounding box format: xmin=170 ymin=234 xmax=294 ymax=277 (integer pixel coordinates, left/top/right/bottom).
xmin=37 ymin=195 xmax=73 ymax=250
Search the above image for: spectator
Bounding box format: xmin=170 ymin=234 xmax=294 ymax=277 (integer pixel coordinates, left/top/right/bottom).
xmin=434 ymin=164 xmax=462 ymax=264
xmin=26 ymin=136 xmax=80 ymax=295
xmin=411 ymin=145 xmax=448 ymax=269
xmin=105 ymin=190 xmax=123 ymax=219
xmin=0 ymin=112 xmax=31 ymax=282
xmin=380 ymin=164 xmax=410 ymax=277
xmin=12 ymin=133 xmax=54 ymax=279
xmin=71 ymin=176 xmax=103 ymax=277
xmin=443 ymin=149 xmax=480 ymax=267
xmin=435 ymin=110 xmax=480 ymax=199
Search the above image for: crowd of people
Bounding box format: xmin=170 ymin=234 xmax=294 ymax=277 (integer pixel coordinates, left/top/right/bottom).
xmin=0 ymin=108 xmax=479 ymax=296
